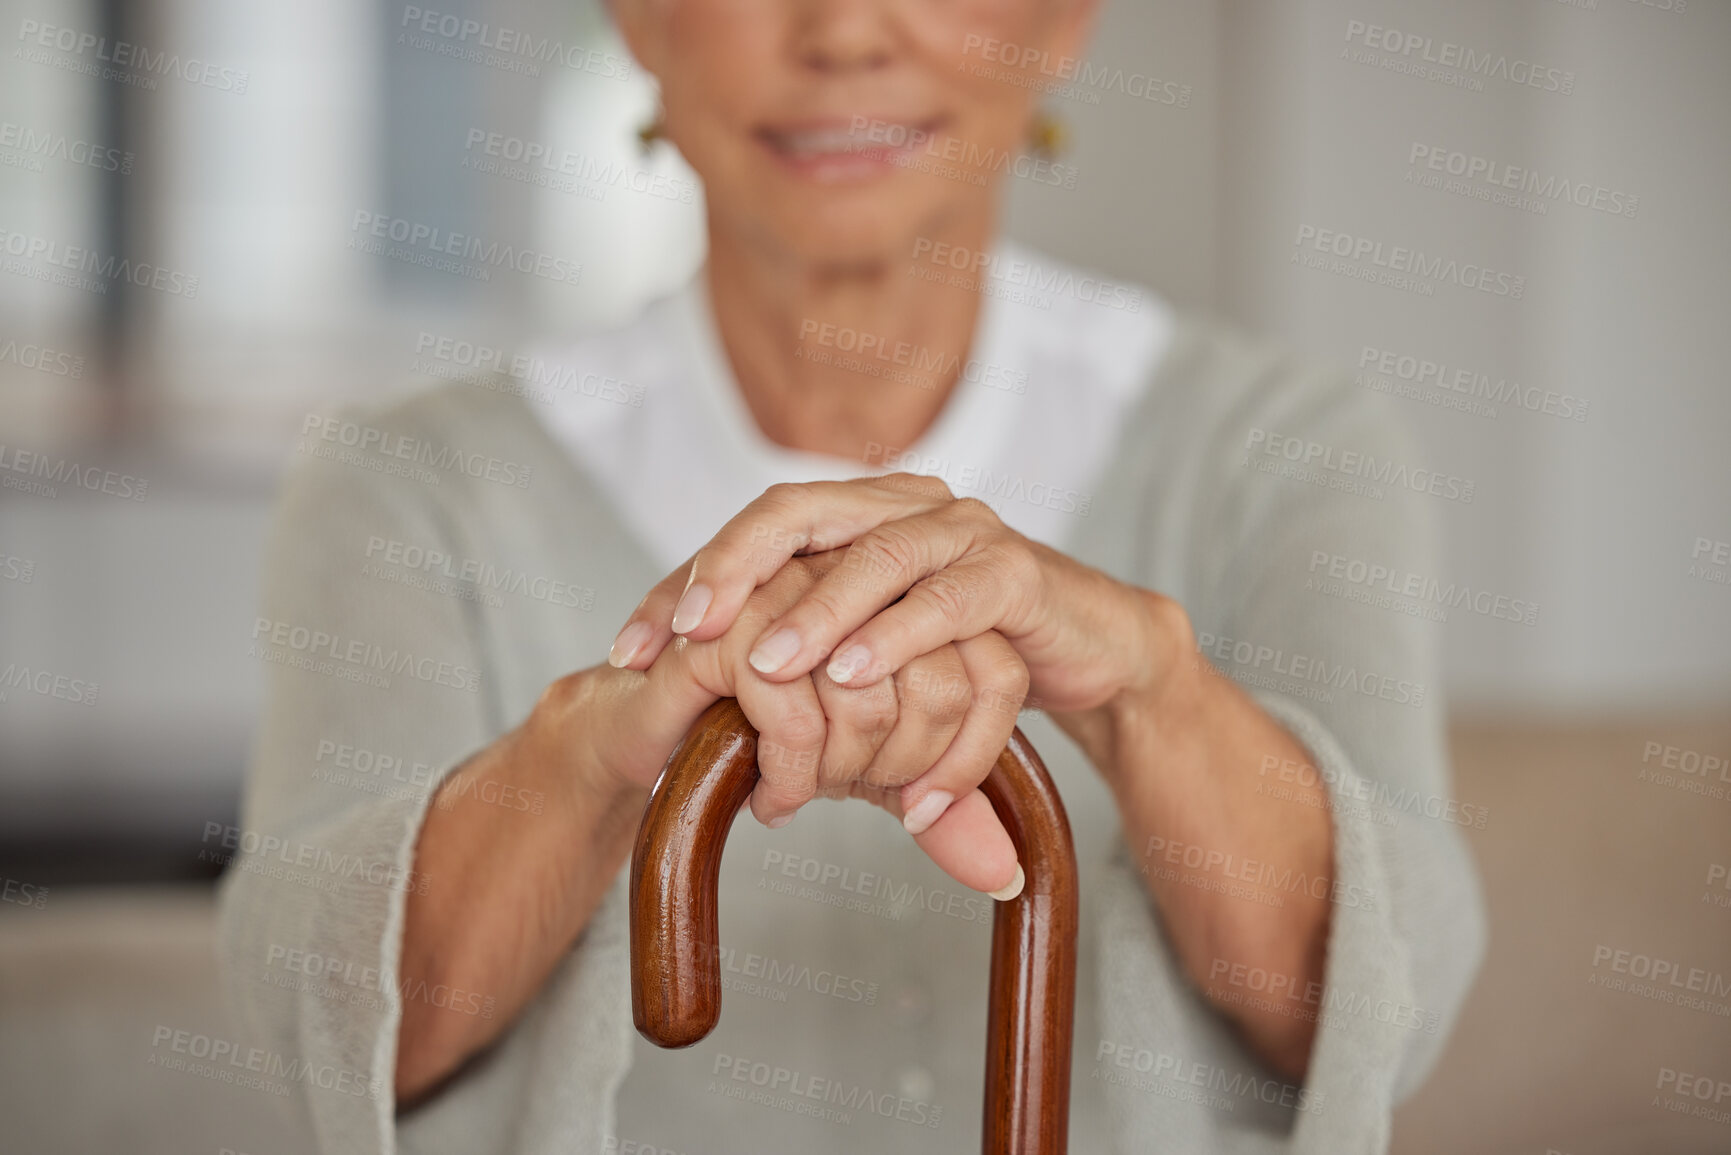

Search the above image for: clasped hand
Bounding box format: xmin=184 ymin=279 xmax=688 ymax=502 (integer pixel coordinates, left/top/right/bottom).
xmin=598 ymin=474 xmax=1183 ymax=899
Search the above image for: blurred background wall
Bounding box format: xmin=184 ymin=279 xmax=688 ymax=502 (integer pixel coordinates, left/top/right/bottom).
xmin=0 ymin=1 xmax=1727 ymax=1152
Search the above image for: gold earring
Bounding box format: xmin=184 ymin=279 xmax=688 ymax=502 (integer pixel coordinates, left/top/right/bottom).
xmin=1025 ymin=109 xmax=1067 ymax=160
xmin=637 ymin=108 xmax=666 ymax=154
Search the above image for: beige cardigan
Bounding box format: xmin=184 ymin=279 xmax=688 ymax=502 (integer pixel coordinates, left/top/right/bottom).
xmin=218 ymin=307 xmax=1484 ymax=1154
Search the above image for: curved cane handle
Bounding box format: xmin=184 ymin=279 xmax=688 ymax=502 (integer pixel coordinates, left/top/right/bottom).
xmin=629 ymin=698 xmax=1078 ymax=1155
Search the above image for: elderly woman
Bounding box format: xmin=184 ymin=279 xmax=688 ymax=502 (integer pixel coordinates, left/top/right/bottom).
xmin=220 ymin=1 xmax=1484 ymax=1152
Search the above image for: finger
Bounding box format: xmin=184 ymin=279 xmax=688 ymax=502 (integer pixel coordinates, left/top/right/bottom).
xmin=842 ymin=780 xmax=1020 ymax=899
xmin=606 ymin=555 xmax=696 ymax=671
xmin=811 ymin=674 xmax=898 ymax=797
xmin=826 ymin=548 xmax=1039 ymax=690
xmin=911 ymin=789 xmax=1022 ymax=898
xmin=744 ymin=501 xmax=1008 ymax=683
xmin=733 ymin=670 xmax=827 ymax=828
xmin=661 ymin=475 xmax=956 ymax=644
xmin=898 ymin=632 xmax=1028 ymax=838
xmin=855 ymin=646 xmax=971 ymax=791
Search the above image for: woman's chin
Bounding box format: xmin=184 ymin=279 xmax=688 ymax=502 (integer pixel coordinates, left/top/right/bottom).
xmin=729 ymin=189 xmax=972 ymax=269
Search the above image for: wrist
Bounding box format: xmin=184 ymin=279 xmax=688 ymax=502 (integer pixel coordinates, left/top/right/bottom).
xmin=1109 ymin=587 xmax=1200 ymax=730
xmin=1052 ymin=586 xmax=1202 ymax=793
xmin=524 ymin=665 xmax=652 ymax=830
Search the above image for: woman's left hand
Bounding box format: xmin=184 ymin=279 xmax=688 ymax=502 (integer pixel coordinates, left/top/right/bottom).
xmin=609 ymin=473 xmax=1190 ymax=734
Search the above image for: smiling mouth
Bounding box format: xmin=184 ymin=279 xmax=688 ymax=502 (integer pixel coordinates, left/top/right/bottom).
xmin=756 ymin=117 xmax=947 ymax=176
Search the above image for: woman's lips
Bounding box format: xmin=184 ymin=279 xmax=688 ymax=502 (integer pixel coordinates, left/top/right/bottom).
xmin=756 ymin=117 xmax=946 ymax=182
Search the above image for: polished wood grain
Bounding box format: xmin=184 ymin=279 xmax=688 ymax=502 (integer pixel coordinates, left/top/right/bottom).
xmin=629 ymin=697 xmax=1078 ymax=1155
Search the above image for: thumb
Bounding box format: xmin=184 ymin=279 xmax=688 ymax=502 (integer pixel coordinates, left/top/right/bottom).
xmin=900 ymin=788 xmax=1022 ymax=899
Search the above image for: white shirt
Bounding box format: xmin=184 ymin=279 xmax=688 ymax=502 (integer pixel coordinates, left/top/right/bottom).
xmin=533 ymin=239 xmax=1173 ymax=573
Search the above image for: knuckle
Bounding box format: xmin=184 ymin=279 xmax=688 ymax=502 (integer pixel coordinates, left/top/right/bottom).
xmin=879 ymin=471 xmax=952 ymax=500
xmin=914 ymin=573 xmax=973 ymax=624
xmin=949 ymin=496 xmax=998 ymax=522
xmin=860 ymin=760 xmax=916 ymax=791
xmin=533 ymin=671 xmax=583 ymax=719
xmin=902 ymin=661 xmax=970 ymax=724
xmin=774 ymin=703 xmax=827 ymax=751
xmin=842 ymin=685 xmax=898 ymax=736
xmin=760 ymin=481 xmax=809 ymax=508
xmin=848 ymin=524 xmax=923 ymax=587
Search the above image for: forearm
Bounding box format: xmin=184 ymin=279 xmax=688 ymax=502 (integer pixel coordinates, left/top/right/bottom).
xmin=395 ymin=667 xmax=650 ymax=1105
xmin=1055 ymin=590 xmax=1335 ymax=1081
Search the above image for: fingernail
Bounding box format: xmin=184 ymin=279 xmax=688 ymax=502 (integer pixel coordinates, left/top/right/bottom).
xmin=901 ymin=789 xmax=954 ymax=836
xmin=748 ymin=628 xmax=802 ymax=675
xmin=607 ymin=621 xmax=652 ymax=668
xmin=671 ymin=582 xmax=713 ymax=634
xmin=765 ymin=813 xmax=794 ymax=830
xmin=988 ymin=863 xmax=1025 ymax=902
xmin=826 ymin=644 xmax=872 ymax=685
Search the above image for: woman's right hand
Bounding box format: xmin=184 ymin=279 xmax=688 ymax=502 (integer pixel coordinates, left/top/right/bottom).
xmin=551 ymin=548 xmax=1027 ymax=897
xmin=398 ymin=549 xmax=1025 ymax=1104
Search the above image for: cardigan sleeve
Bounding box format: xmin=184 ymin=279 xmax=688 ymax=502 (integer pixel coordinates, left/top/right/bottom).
xmin=213 ymin=420 xmax=492 ymax=1153
xmin=1212 ymin=363 xmax=1485 ymax=1147
xmin=1095 ymin=338 xmax=1487 ymax=1153
xmin=212 ymin=400 xmax=636 ymax=1155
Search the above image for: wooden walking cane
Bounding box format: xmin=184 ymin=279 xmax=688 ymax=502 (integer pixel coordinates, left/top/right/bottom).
xmin=629 ymin=698 xmax=1079 ymax=1155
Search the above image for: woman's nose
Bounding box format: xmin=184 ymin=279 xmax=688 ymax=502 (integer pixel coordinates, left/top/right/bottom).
xmin=791 ymin=0 xmax=899 ymax=73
